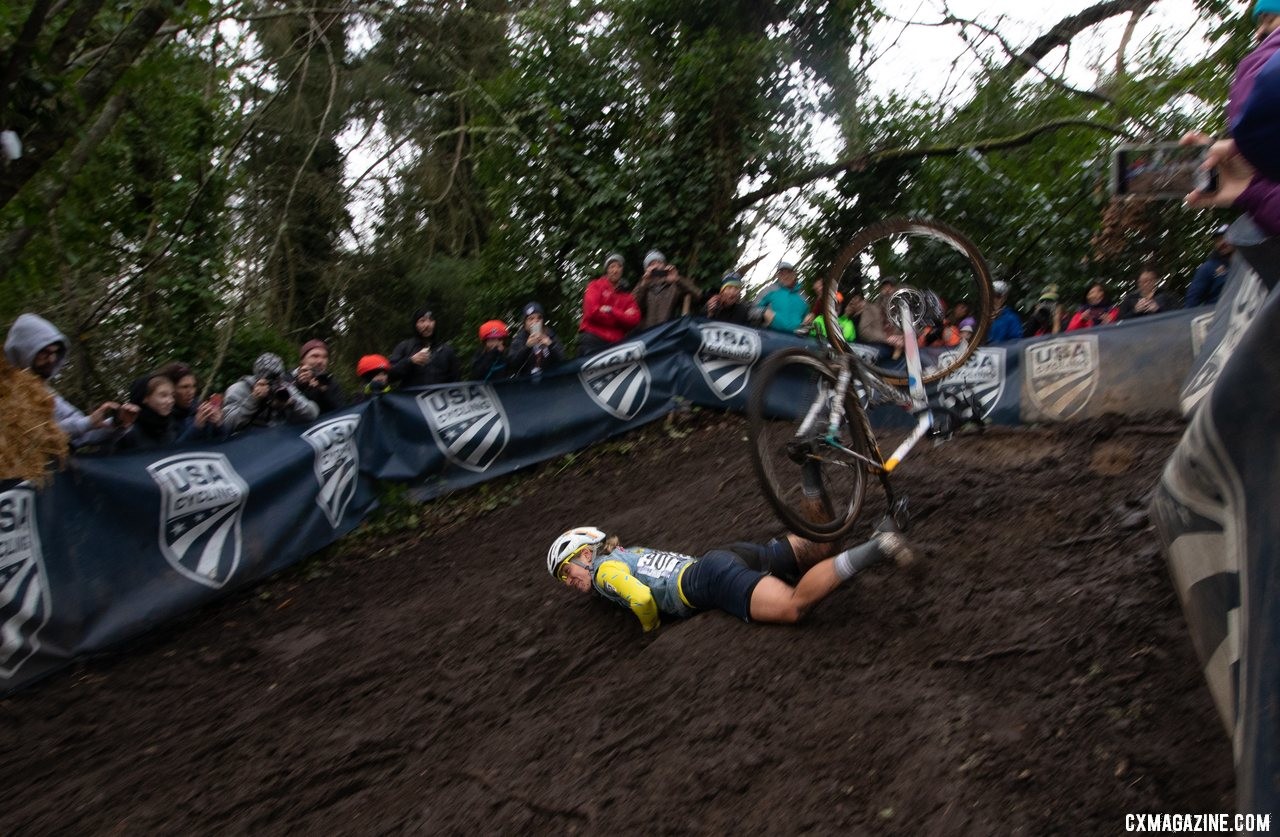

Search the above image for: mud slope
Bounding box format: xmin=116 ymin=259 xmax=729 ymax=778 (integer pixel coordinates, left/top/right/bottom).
xmin=0 ymin=411 xmax=1231 ymax=835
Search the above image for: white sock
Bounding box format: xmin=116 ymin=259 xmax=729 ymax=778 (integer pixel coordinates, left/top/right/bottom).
xmin=832 ymin=539 xmax=883 ymax=582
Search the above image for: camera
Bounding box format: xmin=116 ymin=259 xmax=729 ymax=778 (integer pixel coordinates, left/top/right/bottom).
xmin=314 ymin=371 xmax=333 ymax=386
xmin=1111 ymin=142 xmax=1219 ymax=199
xmin=652 ymin=267 xmax=669 ymax=279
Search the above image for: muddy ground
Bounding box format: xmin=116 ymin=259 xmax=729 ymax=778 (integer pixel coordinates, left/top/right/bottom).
xmin=0 ymin=410 xmax=1232 ymax=834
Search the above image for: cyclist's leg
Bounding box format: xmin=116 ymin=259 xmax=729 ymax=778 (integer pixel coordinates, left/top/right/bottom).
xmin=749 ymin=527 xmax=913 ymax=624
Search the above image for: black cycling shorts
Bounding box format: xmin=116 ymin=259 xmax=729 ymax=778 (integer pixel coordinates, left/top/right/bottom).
xmin=679 ymin=539 xmax=799 ymax=622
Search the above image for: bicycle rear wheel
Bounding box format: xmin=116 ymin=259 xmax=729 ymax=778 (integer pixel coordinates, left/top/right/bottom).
xmin=747 ymin=348 xmax=875 ymax=542
xmin=824 ymin=218 xmax=994 ymax=386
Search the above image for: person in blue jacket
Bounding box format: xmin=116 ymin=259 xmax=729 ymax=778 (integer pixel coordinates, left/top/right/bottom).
xmin=1185 ymin=225 xmax=1234 ymax=307
xmin=985 ymin=280 xmax=1024 ymax=344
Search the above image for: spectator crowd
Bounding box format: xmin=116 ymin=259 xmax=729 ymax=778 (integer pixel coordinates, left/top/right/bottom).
xmin=1 ymin=230 xmax=1231 ymax=459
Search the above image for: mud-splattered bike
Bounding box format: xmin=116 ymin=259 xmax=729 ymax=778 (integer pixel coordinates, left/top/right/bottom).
xmin=748 ymin=218 xmax=995 ymax=542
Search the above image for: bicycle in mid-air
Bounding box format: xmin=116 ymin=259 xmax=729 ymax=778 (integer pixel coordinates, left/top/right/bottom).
xmin=748 ymin=218 xmax=995 ymax=542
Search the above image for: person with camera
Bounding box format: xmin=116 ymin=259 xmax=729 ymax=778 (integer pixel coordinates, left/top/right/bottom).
xmin=507 ymin=302 xmax=565 ymax=379
xmin=3 ymin=312 xmax=138 ymax=448
xmin=1182 ymin=1 xmax=1280 ymax=236
xmin=705 ymin=274 xmax=756 ymax=325
xmin=633 ymin=250 xmax=702 ymax=332
xmin=115 ymin=372 xmax=223 ymax=451
xmin=293 ymin=339 xmax=347 ymax=414
xmin=578 ymin=253 xmax=642 ymax=357
xmin=221 ymin=352 xmax=319 ymax=433
xmin=389 ymin=307 xmax=461 ymax=388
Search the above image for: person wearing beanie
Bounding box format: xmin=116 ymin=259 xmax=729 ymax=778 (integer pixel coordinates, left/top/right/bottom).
xmin=293 ymin=338 xmax=348 ymax=414
xmin=470 ymin=320 xmax=513 ymax=382
xmin=221 ymin=351 xmax=319 ymax=433
xmin=632 ymin=249 xmax=703 ymax=331
xmin=579 ymin=253 xmax=642 ymax=357
xmin=507 ymin=301 xmax=565 ymax=379
xmin=705 ymin=273 xmax=755 ymax=326
xmin=1026 ymin=283 xmax=1065 ymax=337
xmin=388 ymin=306 xmax=462 ymax=388
xmin=3 ymin=312 xmax=138 ymax=448
xmin=1183 ymin=0 xmax=1280 ymax=235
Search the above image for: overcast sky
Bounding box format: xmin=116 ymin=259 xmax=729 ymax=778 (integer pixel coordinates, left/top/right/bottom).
xmin=736 ymin=0 xmax=1221 ymax=280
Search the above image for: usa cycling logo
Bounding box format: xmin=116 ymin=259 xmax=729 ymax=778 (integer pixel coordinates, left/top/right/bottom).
xmin=302 ymin=414 xmax=361 ymax=527
xmin=1025 ymin=335 xmax=1099 ymax=421
xmin=417 ymin=383 xmax=510 ymax=473
xmin=1182 ymin=268 xmax=1265 ymax=413
xmin=1190 ymin=312 xmax=1214 ymax=357
xmin=695 ymin=324 xmax=760 ymax=400
xmin=936 ymin=347 xmax=1005 ymax=419
xmin=0 ymin=484 xmax=51 ymax=678
xmin=147 ymin=453 xmax=250 ymax=589
xmin=580 ymin=340 xmax=651 ymax=419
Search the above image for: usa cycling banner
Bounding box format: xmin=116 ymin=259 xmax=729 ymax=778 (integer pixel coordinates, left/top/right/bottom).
xmin=0 ymin=309 xmax=1221 ymax=694
xmin=1153 ymin=221 xmax=1279 ymax=818
xmin=0 ymin=409 xmax=378 ymax=691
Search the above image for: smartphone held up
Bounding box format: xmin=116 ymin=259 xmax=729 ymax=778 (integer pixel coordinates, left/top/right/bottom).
xmin=1111 ymin=142 xmax=1219 ymax=199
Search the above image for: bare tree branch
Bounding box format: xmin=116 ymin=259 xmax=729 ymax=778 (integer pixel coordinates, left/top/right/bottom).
xmin=0 ymin=0 xmax=185 ymax=213
xmin=732 ymin=118 xmax=1129 ymax=212
xmin=995 ymin=0 xmax=1154 ymax=83
xmin=0 ymin=93 xmax=128 ymax=274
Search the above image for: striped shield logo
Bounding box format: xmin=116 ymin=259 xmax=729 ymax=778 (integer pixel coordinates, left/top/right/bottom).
xmin=0 ymin=485 xmax=52 ymax=678
xmin=580 ymin=340 xmax=651 ymax=419
xmin=695 ymin=323 xmax=760 ymax=400
xmin=1182 ymin=268 xmax=1266 ymax=414
xmin=936 ymin=347 xmax=1006 ymax=419
xmin=1025 ymin=335 xmax=1099 ymax=421
xmin=1190 ymin=312 xmax=1214 ymax=358
xmin=417 ymin=383 xmax=510 ymax=473
xmin=147 ymin=453 xmax=250 ymax=589
xmin=303 ymin=414 xmax=361 ymax=527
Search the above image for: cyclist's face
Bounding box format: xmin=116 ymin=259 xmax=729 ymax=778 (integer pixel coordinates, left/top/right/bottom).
xmin=558 ymin=558 xmax=593 ymax=593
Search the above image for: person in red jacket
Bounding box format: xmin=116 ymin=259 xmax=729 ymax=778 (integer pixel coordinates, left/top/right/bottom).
xmin=578 ymin=253 xmax=642 ymax=357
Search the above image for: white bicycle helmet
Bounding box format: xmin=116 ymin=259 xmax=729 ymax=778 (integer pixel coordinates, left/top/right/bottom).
xmin=547 ymin=526 xmax=606 ymax=577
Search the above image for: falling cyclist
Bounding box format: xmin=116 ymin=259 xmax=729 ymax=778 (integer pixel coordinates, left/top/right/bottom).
xmin=546 ymin=519 xmax=915 ymax=631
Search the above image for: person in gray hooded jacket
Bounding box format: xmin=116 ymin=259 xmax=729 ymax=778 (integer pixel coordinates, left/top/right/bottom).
xmin=3 ymin=312 xmax=137 ymax=448
xmin=221 ymin=352 xmax=319 ymax=433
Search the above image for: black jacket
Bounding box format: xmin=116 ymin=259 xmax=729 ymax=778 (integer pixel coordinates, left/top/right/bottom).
xmin=388 ymin=336 xmax=461 ymax=388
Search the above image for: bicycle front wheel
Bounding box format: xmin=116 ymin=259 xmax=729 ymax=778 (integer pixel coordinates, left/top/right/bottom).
xmin=824 ymin=218 xmax=994 ymax=386
xmin=747 ymin=348 xmax=875 ymax=542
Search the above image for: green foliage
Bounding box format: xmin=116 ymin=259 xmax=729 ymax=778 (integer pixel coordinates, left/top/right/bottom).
xmin=0 ymin=0 xmax=1255 ymax=405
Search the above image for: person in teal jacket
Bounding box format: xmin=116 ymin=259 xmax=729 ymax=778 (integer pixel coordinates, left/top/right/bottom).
xmin=756 ymin=261 xmax=810 ymax=334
